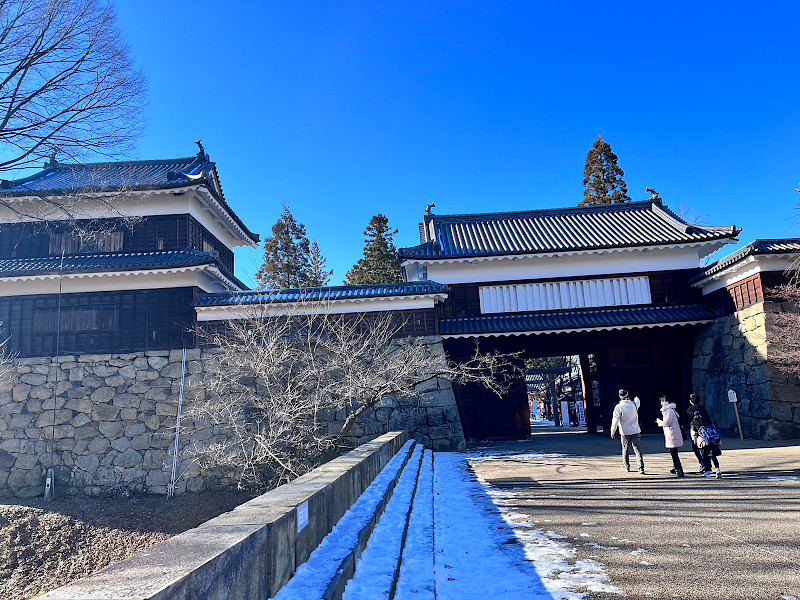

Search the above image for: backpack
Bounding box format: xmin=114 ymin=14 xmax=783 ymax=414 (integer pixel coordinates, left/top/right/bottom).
xmin=697 ymin=425 xmax=721 ymax=447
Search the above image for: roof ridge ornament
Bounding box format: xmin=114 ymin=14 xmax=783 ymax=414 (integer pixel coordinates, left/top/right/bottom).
xmin=645 ymin=187 xmax=661 ymax=202
xmin=195 ymin=139 xmax=207 ymax=160
xmin=425 ymin=202 xmax=436 ymax=216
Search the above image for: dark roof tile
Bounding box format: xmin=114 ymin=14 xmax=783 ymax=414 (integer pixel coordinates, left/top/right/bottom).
xmin=193 ymin=280 xmax=449 ymax=307
xmin=691 ymin=238 xmax=800 ymax=283
xmin=0 ymin=249 xmax=247 ymax=290
xmin=439 ymin=304 xmax=716 ymax=336
xmin=400 ymin=201 xmax=738 ymax=260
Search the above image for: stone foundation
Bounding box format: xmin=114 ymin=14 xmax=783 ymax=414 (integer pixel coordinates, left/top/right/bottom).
xmin=692 ymin=302 xmax=800 ymax=439
xmin=0 ymin=337 xmax=464 ymax=498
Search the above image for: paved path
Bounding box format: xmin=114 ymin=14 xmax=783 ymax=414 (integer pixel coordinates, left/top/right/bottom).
xmin=467 ymin=428 xmax=800 ymax=600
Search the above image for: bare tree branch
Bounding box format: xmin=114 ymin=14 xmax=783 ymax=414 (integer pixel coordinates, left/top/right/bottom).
xmin=184 ymin=303 xmax=521 ymax=490
xmin=0 ymin=0 xmax=146 ymax=172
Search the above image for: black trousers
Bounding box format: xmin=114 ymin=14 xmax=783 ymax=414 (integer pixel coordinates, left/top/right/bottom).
xmin=669 ymin=447 xmax=683 ymax=472
xmin=701 ymin=446 xmax=720 ymax=472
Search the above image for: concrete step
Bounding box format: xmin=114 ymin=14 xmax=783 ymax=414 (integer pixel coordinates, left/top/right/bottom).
xmin=341 ymin=445 xmax=425 ymax=600
xmin=271 ymin=439 xmax=418 ymax=600
xmin=394 ymin=448 xmax=435 ymax=600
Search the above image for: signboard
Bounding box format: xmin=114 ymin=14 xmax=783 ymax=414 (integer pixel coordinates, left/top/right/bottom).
xmin=560 ymin=401 xmax=570 ymax=427
xmin=576 ymin=399 xmax=586 ymax=427
xmin=297 ymin=501 xmax=309 ymax=533
xmin=727 ymin=389 xmax=738 ymax=403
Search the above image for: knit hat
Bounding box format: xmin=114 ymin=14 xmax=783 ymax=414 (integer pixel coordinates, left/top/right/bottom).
xmin=618 ymin=389 xmax=629 ymax=400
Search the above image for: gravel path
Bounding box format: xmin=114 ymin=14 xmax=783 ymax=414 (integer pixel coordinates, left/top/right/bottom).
xmin=0 ymin=490 xmax=254 ymax=600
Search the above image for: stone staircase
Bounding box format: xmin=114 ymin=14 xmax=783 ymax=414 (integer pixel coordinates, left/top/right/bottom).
xmin=272 ymin=440 xmax=436 ymax=600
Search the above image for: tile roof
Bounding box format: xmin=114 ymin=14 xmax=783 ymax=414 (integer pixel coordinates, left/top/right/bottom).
xmin=438 ymin=304 xmax=716 ymax=336
xmin=0 ymin=153 xmax=259 ymax=244
xmin=691 ymin=238 xmax=800 ymax=283
xmin=0 ymin=248 xmax=247 ymax=290
xmin=399 ymin=200 xmax=739 ymax=260
xmin=192 ymin=280 xmax=449 ymax=307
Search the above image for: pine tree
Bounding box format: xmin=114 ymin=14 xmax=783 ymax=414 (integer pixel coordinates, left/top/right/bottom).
xmin=344 ymin=214 xmax=403 ymax=285
xmin=255 ymin=204 xmax=311 ymax=289
xmin=579 ymin=135 xmax=631 ymax=206
xmin=307 ymin=240 xmax=333 ymax=287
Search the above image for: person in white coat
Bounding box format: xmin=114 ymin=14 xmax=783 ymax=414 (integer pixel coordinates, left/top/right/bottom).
xmin=610 ymin=389 xmax=645 ymax=474
xmin=655 ymin=395 xmax=684 ymax=477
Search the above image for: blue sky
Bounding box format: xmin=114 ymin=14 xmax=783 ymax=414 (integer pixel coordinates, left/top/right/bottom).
xmin=114 ymin=1 xmax=800 ymax=286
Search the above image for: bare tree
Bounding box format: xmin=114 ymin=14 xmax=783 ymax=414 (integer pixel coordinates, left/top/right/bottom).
xmin=0 ymin=0 xmax=146 ymax=173
xmin=0 ymin=325 xmax=16 ymax=385
xmin=767 ymin=283 xmax=800 ymax=378
xmin=185 ymin=305 xmax=519 ymax=489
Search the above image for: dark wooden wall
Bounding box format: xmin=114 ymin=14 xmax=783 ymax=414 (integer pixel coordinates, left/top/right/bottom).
xmin=438 ymin=269 xmax=704 ymax=318
xmin=0 ymin=288 xmax=197 ymax=357
xmin=0 ymin=215 xmax=234 ymax=271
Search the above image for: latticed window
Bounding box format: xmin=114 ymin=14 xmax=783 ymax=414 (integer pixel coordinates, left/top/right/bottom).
xmin=49 ymin=231 xmax=123 ymax=255
xmin=33 ymin=306 xmax=120 ymax=333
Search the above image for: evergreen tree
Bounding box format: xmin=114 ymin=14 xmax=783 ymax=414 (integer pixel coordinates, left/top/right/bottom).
xmin=579 ymin=135 xmax=631 ymax=206
xmin=344 ymin=214 xmax=403 ymax=285
xmin=255 ymin=204 xmax=311 ymax=289
xmin=307 ymin=240 xmax=333 ymax=287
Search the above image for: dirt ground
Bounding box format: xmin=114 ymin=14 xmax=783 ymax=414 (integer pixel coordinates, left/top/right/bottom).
xmin=0 ymin=489 xmax=256 ymax=600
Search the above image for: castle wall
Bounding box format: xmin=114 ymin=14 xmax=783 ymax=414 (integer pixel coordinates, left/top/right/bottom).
xmin=0 ymin=337 xmax=464 ymax=498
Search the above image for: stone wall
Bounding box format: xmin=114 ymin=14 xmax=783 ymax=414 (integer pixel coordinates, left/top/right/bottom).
xmin=692 ymin=301 xmax=800 ymax=439
xmin=0 ymin=337 xmax=464 ymax=498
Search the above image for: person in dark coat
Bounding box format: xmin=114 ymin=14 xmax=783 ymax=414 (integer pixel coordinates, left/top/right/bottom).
xmin=685 ymin=393 xmax=711 ymax=471
xmin=687 ymin=393 xmax=722 ymax=478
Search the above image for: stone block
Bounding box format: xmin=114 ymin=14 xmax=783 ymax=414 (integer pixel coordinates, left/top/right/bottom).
xmin=30 ymin=386 xmax=54 ymax=400
xmin=432 ymin=438 xmax=452 ymax=451
xmin=69 ymin=368 xmax=85 ymax=383
xmin=145 ymin=389 xmax=168 ymax=402
xmin=92 ymin=365 xmax=118 ymax=378
xmin=131 ymin=434 xmax=152 ymax=451
xmin=78 ymin=354 xmax=112 ymax=363
xmin=41 ymin=396 xmax=67 ymax=410
xmin=90 ymin=386 xmax=115 ymax=403
xmin=763 ymin=420 xmax=800 ymax=440
xmin=98 ymin=421 xmax=124 ymax=439
xmin=35 ymin=409 xmax=72 ymax=427
xmin=770 ymin=402 xmax=794 ymax=422
xmin=92 ymin=404 xmax=120 ymax=422
xmin=427 ymin=423 xmax=462 ymax=439
xmin=105 ymin=375 xmax=126 ymax=388
xmin=442 ymin=405 xmax=460 ymax=423
xmin=120 ymin=365 xmax=138 ymax=379
xmin=111 ymin=437 xmax=131 ymax=452
xmin=426 ymin=408 xmax=445 ymax=427
xmin=419 ymin=392 xmax=457 ymax=408
xmin=121 ymin=408 xmax=138 ymax=421
xmin=148 ymin=356 xmax=169 ymax=370
xmin=156 ymin=401 xmax=178 ymax=416
xmin=125 ymin=422 xmax=146 ymax=437
xmin=74 ymin=425 xmax=97 ymax=440
xmin=51 ymin=424 xmax=75 ymax=440
xmin=109 ymin=359 xmax=132 ymax=367
xmin=113 ymin=393 xmax=142 ymax=409
xmin=8 ymin=413 xmax=35 ymax=429
xmin=160 ymin=363 xmax=184 ymax=379
xmin=87 ymin=437 xmax=110 ymax=453
xmin=145 ymin=469 xmax=170 ymax=487
xmin=133 ymin=357 xmax=149 ymax=369
xmin=14 ymin=454 xmax=39 ymax=469
xmin=75 ymin=454 xmax=100 ymax=474
xmin=71 ymin=412 xmax=91 ymax=427
xmin=136 ymin=370 xmax=159 ymax=382
xmin=772 ymin=383 xmax=800 ymax=404
xmin=144 ymin=415 xmax=161 ymax=431
xmin=12 ymin=384 xmax=31 ymax=403
xmin=126 ymin=382 xmax=150 ymax=394
xmin=20 ymin=373 xmax=47 ymax=386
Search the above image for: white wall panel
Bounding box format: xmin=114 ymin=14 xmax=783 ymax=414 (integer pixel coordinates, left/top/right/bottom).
xmin=479 ymin=276 xmax=652 ymax=314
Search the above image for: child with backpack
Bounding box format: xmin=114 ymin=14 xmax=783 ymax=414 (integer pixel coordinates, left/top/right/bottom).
xmin=688 ymin=394 xmax=723 ymax=478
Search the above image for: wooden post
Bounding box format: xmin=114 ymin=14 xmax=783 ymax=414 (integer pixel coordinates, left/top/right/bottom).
xmin=579 ymin=353 xmax=597 ymax=434
xmin=728 ymin=389 xmax=744 ymax=441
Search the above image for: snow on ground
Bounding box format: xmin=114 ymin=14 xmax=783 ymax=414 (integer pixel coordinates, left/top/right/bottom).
xmin=463 ymin=453 xmax=624 ymax=599
xmin=273 ymin=440 xmax=415 ymax=600
xmin=435 ymin=452 xmax=623 ymax=599
xmin=343 ymin=445 xmax=423 ymax=600
xmin=394 ymin=449 xmax=435 ymax=600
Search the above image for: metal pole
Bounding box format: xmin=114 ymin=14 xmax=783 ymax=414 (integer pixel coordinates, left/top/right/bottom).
xmin=168 ymin=348 xmax=187 ymax=498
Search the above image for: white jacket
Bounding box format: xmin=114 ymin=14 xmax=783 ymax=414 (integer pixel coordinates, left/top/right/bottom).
xmin=610 ymin=398 xmax=641 ymax=436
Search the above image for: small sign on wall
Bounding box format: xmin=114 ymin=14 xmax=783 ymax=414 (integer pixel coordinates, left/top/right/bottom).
xmin=297 ymin=501 xmax=309 ymax=533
